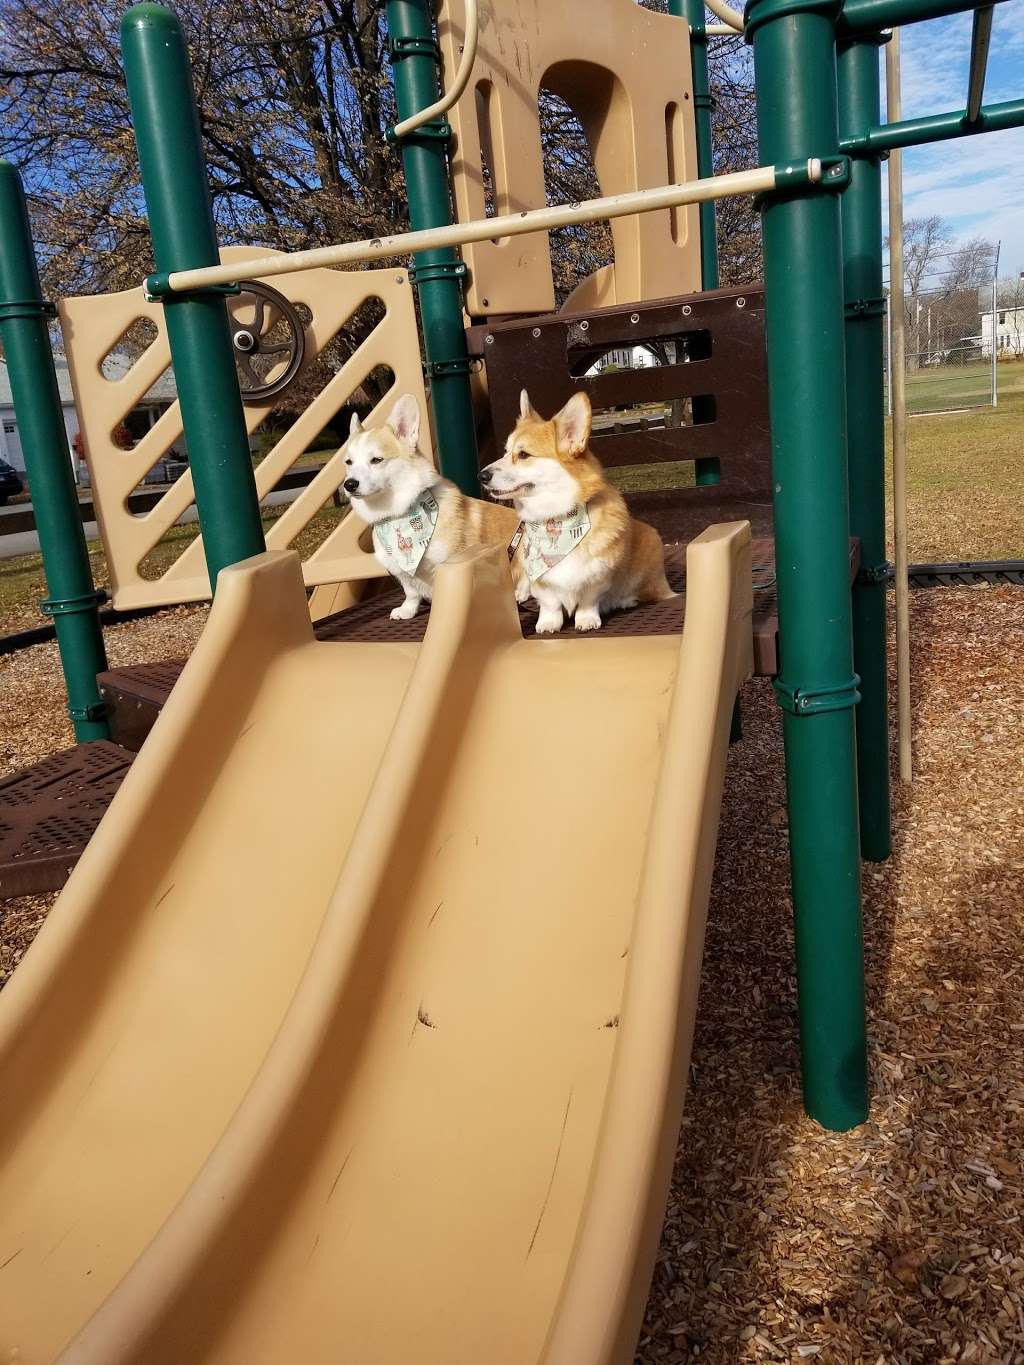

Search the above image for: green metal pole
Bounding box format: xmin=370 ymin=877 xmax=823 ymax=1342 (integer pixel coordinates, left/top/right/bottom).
xmin=0 ymin=163 xmax=109 ymax=741
xmin=668 ymin=0 xmax=720 ymax=288
xmin=121 ymin=4 xmax=264 ymax=590
xmin=669 ymin=0 xmax=721 ymax=488
xmin=746 ymin=0 xmax=868 ymax=1130
xmin=840 ymin=96 xmax=1024 ymax=154
xmin=385 ymin=0 xmax=479 ymax=495
xmin=670 ymin=1 xmax=733 ymax=750
xmin=839 ymin=0 xmax=1008 ymax=37
xmin=838 ymin=37 xmax=891 ymax=863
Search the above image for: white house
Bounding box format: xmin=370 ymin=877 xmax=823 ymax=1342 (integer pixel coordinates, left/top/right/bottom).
xmin=585 ymin=345 xmax=655 ymax=376
xmin=0 ymin=356 xmax=81 ymax=477
xmin=0 ymin=356 xmax=179 ymax=483
xmin=979 ymin=304 xmax=1024 ymax=357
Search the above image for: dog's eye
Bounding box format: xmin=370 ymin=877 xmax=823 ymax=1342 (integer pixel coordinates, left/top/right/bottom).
xmin=517 ymin=450 xmax=532 ymax=460
xmin=371 ymin=457 xmax=384 ymax=465
xmin=345 ymin=458 xmax=352 ymax=466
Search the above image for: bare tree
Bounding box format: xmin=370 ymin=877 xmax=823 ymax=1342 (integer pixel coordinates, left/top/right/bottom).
xmin=946 ymin=235 xmax=996 ymax=292
xmin=899 ymin=215 xmax=952 ymax=297
xmin=887 ymin=217 xmax=995 ymax=369
xmin=0 ymin=0 xmax=761 ymax=317
xmin=0 ymin=0 xmax=405 ymax=297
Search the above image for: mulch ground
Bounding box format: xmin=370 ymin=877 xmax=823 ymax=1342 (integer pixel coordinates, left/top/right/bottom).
xmin=1 ymin=586 xmax=1022 ymax=1363
xmin=640 ymin=584 xmax=1024 ymax=1364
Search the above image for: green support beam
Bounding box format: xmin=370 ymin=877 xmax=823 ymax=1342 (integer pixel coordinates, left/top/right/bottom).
xmin=668 ymin=0 xmax=720 ymax=287
xmin=746 ymin=0 xmax=868 ymax=1130
xmin=839 ymin=0 xmax=1007 ymax=36
xmin=840 ymin=96 xmax=1024 ymax=154
xmin=121 ymin=4 xmax=264 ymax=591
xmin=385 ymin=0 xmax=479 ymax=495
xmin=838 ymin=37 xmax=891 ymax=863
xmin=669 ymin=0 xmax=722 ymax=489
xmin=0 ymin=162 xmax=109 ymax=740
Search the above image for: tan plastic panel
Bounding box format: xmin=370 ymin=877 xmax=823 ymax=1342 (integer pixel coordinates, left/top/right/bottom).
xmin=438 ymin=0 xmax=702 ymax=316
xmin=59 ymin=247 xmax=432 ymax=609
xmin=0 ymin=524 xmax=751 ymax=1364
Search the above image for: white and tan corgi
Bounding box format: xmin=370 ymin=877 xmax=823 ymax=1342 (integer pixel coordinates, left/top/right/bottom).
xmin=479 ymin=390 xmax=673 ymax=634
xmin=344 ymin=393 xmax=522 ymax=620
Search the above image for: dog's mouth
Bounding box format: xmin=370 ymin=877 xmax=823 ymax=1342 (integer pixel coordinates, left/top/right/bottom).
xmin=488 ymin=483 xmax=533 ymax=500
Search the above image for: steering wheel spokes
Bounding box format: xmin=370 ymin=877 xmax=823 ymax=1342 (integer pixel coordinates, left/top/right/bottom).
xmin=228 ymin=280 xmax=306 ymax=402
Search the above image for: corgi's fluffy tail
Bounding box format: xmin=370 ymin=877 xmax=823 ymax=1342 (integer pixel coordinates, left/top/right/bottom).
xmin=633 ymin=520 xmax=677 ymax=603
xmin=645 ymin=574 xmax=677 ymax=603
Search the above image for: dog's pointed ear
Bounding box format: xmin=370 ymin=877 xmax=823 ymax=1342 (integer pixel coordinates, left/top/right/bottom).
xmin=349 ymin=411 xmax=363 ymax=438
xmin=552 ymin=392 xmax=592 ymax=456
xmin=386 ymin=393 xmax=421 ymax=448
xmin=519 ymin=388 xmax=537 ymax=421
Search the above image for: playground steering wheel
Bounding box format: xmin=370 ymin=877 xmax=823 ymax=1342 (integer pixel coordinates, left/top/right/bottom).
xmin=228 ymin=281 xmax=306 ymax=403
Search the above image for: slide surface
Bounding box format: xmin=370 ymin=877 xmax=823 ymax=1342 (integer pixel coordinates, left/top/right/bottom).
xmin=0 ymin=525 xmax=751 ymax=1365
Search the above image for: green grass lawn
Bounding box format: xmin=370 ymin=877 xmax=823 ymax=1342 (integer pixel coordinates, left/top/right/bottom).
xmin=884 ymin=387 xmax=1024 ymax=563
xmin=1 ymin=388 xmax=1021 ymax=633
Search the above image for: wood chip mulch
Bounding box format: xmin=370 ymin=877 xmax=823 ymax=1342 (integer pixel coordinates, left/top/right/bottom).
xmin=2 ymin=588 xmax=1023 ymax=1363
xmin=640 ymin=584 xmax=1024 ymax=1364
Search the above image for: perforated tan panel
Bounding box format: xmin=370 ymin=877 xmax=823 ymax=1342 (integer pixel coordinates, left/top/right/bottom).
xmin=59 ymin=247 xmax=432 ymax=610
xmin=438 ymin=0 xmax=702 ymax=317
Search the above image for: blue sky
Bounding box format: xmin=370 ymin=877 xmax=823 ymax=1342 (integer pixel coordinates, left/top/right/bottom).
xmin=887 ymin=4 xmax=1024 ymax=276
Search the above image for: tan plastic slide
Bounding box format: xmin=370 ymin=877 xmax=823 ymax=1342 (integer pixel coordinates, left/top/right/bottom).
xmin=0 ymin=522 xmax=752 ymax=1365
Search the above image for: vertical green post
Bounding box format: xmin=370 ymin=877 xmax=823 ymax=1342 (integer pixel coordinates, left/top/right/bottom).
xmin=669 ymin=0 xmax=721 ymax=488
xmin=121 ymin=4 xmax=264 ymax=589
xmin=746 ymin=0 xmax=868 ymax=1129
xmin=670 ymin=0 xmax=735 ymax=739
xmin=385 ymin=0 xmax=479 ymax=495
xmin=838 ymin=36 xmax=892 ymax=862
xmin=668 ymin=0 xmax=720 ymax=288
xmin=0 ymin=163 xmax=109 ymax=740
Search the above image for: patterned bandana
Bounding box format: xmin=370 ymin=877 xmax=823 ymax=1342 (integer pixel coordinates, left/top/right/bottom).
xmin=520 ymin=503 xmax=591 ymax=583
xmin=372 ymin=488 xmax=440 ymax=578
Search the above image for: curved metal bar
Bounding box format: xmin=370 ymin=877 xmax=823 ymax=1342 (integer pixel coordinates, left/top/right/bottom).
xmin=392 ymin=0 xmax=479 ymax=138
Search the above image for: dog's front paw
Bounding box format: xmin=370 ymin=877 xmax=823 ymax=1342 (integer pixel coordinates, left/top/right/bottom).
xmin=574 ymin=608 xmax=603 ymax=632
xmin=391 ymin=600 xmax=420 ymax=621
xmin=535 ymin=612 xmax=563 ymax=635
xmin=514 ymin=580 xmax=531 ymax=605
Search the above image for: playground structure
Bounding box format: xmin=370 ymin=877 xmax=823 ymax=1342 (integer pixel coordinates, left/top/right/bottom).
xmin=0 ymin=0 xmax=1022 ymax=1358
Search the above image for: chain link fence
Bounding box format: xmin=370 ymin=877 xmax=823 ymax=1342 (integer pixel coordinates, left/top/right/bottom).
xmin=883 ymin=248 xmax=998 ymax=415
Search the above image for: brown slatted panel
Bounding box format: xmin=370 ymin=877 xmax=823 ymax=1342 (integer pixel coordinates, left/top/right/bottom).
xmin=467 ymin=285 xmax=771 ymax=500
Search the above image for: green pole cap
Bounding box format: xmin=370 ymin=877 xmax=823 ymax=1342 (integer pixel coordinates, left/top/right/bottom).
xmin=120 ymin=3 xmax=181 ymax=38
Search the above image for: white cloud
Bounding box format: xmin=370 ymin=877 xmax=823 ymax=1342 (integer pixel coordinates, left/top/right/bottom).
xmin=881 ymin=10 xmax=1024 ymax=275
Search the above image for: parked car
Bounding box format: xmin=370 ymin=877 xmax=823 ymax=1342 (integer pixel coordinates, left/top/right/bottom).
xmin=0 ymin=458 xmax=24 ymax=506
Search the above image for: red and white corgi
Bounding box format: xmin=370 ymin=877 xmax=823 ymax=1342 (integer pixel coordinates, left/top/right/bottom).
xmin=480 ymin=390 xmax=673 ymax=633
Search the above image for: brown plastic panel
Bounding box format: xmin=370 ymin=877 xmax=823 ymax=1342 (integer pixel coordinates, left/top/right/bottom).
xmin=470 ymin=286 xmax=772 ymax=505
xmin=0 ymin=526 xmax=751 ymax=1363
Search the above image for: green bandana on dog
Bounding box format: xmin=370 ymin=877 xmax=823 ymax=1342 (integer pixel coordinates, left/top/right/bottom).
xmin=521 ymin=503 xmax=591 ymax=583
xmin=372 ymin=488 xmax=440 ymax=578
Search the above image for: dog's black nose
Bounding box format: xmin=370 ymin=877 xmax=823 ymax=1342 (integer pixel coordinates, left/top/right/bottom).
xmin=343 ymin=477 xmax=360 ymax=494
xmin=479 ymin=467 xmax=493 ymax=485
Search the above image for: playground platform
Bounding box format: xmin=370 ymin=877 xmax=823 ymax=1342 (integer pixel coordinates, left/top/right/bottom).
xmin=0 ymin=537 xmax=858 ymax=899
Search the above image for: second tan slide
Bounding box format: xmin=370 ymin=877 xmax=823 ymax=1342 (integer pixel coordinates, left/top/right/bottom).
xmin=0 ymin=523 xmax=752 ymax=1365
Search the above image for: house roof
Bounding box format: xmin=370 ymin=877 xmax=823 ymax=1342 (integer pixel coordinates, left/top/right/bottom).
xmin=0 ymin=354 xmax=178 ymax=408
